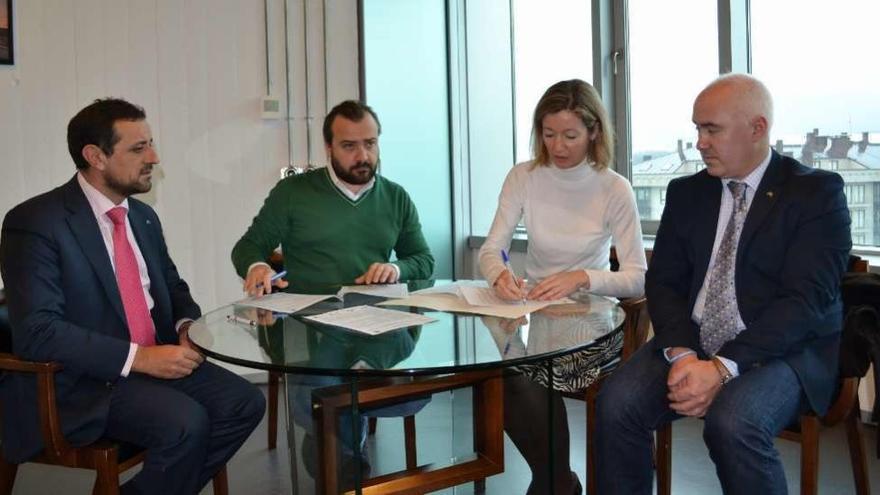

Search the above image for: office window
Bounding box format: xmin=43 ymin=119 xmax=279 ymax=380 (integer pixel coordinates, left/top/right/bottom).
xmin=468 ymin=0 xmax=594 ymax=239
xmin=853 ymin=209 xmax=866 ymax=229
xmin=752 ymin=0 xmax=880 ymax=246
xmin=512 ymin=0 xmax=592 ymax=163
xmin=822 ymin=160 xmax=840 ymax=171
xmin=362 ymin=0 xmax=453 ymax=277
xmin=634 ymin=187 xmax=652 ymax=219
xmin=629 ymin=0 xmax=719 ymax=221
xmin=845 ymin=184 xmax=865 ymax=204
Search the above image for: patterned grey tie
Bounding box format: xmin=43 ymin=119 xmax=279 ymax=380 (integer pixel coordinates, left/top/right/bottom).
xmin=700 ymin=181 xmax=748 ymax=355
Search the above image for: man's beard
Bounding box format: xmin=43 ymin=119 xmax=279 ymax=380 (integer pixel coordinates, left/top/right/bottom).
xmin=105 ymin=166 xmax=153 ymax=197
xmin=331 ymin=156 xmax=377 ymax=185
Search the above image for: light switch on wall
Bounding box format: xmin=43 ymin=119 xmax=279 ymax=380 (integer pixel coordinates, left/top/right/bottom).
xmin=261 ymin=96 xmax=282 ymax=119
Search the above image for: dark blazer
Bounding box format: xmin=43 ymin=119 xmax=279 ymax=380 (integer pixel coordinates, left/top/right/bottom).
xmin=647 ymin=151 xmax=852 ymax=415
xmin=0 ymin=176 xmax=200 ymax=462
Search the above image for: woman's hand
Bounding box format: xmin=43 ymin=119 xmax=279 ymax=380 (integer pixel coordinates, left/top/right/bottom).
xmin=528 ymin=270 xmax=589 ymax=301
xmin=492 ymin=270 xmax=527 ymax=301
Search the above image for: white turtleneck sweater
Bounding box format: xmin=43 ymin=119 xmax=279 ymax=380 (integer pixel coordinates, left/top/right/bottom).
xmin=478 ymin=159 xmax=647 ymax=298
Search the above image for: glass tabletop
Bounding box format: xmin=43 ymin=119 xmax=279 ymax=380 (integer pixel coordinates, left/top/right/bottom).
xmin=188 ymin=280 xmax=626 ymax=377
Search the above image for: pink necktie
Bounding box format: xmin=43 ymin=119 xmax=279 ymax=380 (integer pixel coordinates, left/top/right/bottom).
xmin=106 ymin=207 xmax=155 ymax=346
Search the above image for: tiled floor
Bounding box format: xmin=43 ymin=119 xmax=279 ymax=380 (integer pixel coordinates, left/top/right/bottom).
xmin=6 ymin=383 xmax=879 ymax=494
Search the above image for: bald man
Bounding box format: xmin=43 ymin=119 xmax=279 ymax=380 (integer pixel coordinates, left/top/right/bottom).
xmin=595 ymin=74 xmax=852 ymax=494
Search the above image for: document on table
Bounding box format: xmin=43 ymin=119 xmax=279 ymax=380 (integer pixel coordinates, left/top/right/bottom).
xmin=234 ymin=284 xmax=409 ymax=314
xmin=458 ymin=286 xmax=573 ymax=307
xmin=412 ymin=280 xmax=484 ymax=296
xmin=337 ymin=283 xmax=409 ymax=299
xmin=379 ymin=294 xmax=570 ymax=319
xmin=380 ymin=281 xmax=576 ymax=318
xmin=235 ymin=293 xmax=334 ymax=313
xmin=304 ymin=305 xmax=437 ymax=335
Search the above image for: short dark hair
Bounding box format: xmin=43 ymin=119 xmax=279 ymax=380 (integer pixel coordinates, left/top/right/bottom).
xmin=67 ymin=98 xmax=147 ymax=170
xmin=322 ymin=100 xmax=381 ymax=145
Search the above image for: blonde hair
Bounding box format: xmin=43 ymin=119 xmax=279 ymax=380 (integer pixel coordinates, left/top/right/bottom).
xmin=531 ymin=79 xmax=614 ymax=170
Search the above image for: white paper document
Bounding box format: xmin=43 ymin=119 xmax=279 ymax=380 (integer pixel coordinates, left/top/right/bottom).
xmin=380 ymin=296 xmax=570 ymax=319
xmin=412 ymin=280 xmax=484 ymax=296
xmin=234 ymin=284 xmax=409 ymax=314
xmin=235 ymin=293 xmax=334 ymax=313
xmin=381 ymin=281 xmax=575 ymax=319
xmin=337 ymin=283 xmax=409 ymax=299
xmin=304 ymin=305 xmax=437 ymax=335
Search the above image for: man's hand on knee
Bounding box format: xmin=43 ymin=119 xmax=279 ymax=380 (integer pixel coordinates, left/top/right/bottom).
xmin=666 ymin=357 xmax=722 ymax=417
xmin=132 ymin=345 xmax=205 ymax=379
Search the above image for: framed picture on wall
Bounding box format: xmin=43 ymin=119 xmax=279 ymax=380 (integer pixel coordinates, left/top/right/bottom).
xmin=0 ymin=0 xmax=12 ymax=65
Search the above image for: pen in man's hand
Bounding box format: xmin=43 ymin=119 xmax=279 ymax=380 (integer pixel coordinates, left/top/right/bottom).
xmin=256 ymin=270 xmax=287 ymax=290
xmin=500 ymin=249 xmax=526 ymax=305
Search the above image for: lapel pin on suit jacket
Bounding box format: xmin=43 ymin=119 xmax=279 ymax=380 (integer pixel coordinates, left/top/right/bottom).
xmin=766 ymin=191 xmax=774 ymax=198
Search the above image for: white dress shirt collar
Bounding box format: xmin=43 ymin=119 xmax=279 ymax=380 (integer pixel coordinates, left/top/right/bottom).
xmin=721 ymin=148 xmax=772 ymax=194
xmin=77 ymin=172 xmax=131 ymax=218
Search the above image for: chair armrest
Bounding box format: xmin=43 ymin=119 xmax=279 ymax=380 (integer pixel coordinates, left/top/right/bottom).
xmin=0 ymin=352 xmax=70 ymax=460
xmin=618 ymin=296 xmax=650 ymax=362
xmin=0 ymin=353 xmax=62 ymax=373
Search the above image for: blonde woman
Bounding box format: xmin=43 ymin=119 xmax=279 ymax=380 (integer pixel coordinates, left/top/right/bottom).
xmin=479 ymin=79 xmax=647 ymax=494
xmin=479 ymin=79 xmax=646 ymax=301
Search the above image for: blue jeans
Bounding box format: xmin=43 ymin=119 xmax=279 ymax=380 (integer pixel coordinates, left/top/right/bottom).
xmin=595 ymin=344 xmax=807 ymax=495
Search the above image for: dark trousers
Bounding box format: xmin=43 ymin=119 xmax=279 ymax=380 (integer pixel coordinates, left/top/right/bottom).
xmin=595 ymin=344 xmax=806 ymax=495
xmin=104 ymin=361 xmax=265 ymax=495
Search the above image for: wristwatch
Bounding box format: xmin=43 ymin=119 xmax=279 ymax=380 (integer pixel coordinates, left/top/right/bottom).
xmin=711 ymin=356 xmax=734 ymax=386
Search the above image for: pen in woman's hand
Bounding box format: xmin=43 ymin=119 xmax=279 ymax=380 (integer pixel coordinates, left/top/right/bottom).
xmin=501 ymin=249 xmax=526 ymax=304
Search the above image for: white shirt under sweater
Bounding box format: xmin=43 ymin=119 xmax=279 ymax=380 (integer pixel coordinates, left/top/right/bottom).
xmin=478 ymin=159 xmax=647 ymax=298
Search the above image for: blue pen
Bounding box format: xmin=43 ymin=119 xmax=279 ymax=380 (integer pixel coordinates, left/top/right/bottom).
xmin=256 ymin=270 xmax=287 ymax=290
xmin=500 ymin=250 xmax=526 ymax=304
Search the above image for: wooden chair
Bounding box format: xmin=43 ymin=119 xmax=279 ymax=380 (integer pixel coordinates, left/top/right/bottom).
xmin=263 ymin=246 xmax=415 ymax=460
xmin=654 ymin=258 xmax=872 ymax=495
xmin=266 ymin=355 xmax=418 ymax=468
xmin=310 ymin=371 xmax=504 ymax=495
xmin=0 ymin=353 xmax=229 ymax=495
xmin=267 ymin=371 xmax=281 ymax=450
xmin=562 ymin=294 xmax=653 ymax=495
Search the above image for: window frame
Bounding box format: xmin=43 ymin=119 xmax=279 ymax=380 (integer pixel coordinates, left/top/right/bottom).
xmin=360 ymin=0 xmax=878 ymax=278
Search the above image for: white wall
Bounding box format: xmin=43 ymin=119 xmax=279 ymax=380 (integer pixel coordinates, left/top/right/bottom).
xmin=0 ymin=0 xmax=359 ymax=314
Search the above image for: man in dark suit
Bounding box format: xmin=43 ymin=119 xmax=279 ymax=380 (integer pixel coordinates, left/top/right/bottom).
xmin=0 ymin=99 xmax=265 ymax=494
xmin=595 ymin=74 xmax=852 ymax=494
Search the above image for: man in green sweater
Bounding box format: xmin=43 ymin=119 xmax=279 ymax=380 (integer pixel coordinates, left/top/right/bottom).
xmin=232 ymin=100 xmax=434 ymax=294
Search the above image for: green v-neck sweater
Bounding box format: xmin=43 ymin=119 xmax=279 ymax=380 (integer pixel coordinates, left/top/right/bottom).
xmin=231 ymin=168 xmax=434 ymax=288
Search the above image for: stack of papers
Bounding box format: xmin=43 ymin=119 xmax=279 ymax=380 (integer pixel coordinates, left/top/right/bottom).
xmin=379 ymin=281 xmax=573 ymax=319
xmin=304 ymin=305 xmax=436 ymax=335
xmin=338 ymin=283 xmax=409 ymax=299
xmin=235 ymin=293 xmax=332 ymax=314
xmin=235 ymin=283 xmax=410 ymax=314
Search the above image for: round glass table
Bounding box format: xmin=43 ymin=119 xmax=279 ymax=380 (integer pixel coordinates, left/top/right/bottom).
xmin=188 ymin=280 xmax=625 ymax=494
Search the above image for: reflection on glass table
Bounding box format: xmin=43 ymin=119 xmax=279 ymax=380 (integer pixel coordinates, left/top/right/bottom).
xmin=188 ymin=280 xmax=625 ymax=494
